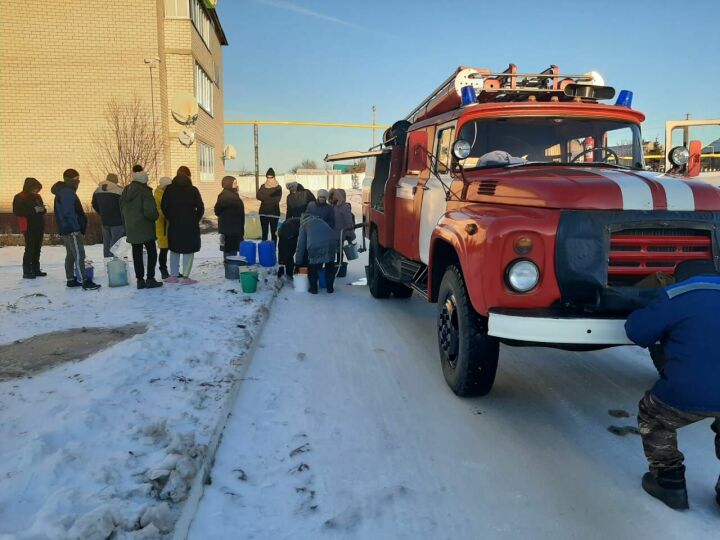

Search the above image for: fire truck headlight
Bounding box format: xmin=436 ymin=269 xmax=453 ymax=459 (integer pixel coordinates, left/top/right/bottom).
xmin=669 ymin=146 xmax=690 ymax=166
xmin=452 ymin=140 xmax=472 ymax=160
xmin=506 ymin=260 xmax=540 ymax=293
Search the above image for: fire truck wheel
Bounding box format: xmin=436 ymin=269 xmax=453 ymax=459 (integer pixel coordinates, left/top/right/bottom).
xmin=392 ymin=283 xmax=414 ymax=298
xmin=437 ymin=266 xmax=499 ymax=397
xmin=368 ymin=230 xmax=393 ymax=299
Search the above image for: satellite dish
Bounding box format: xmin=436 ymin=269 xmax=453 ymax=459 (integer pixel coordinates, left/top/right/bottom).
xmin=223 ymin=144 xmax=237 ymax=160
xmin=179 ymin=128 xmax=195 ymax=147
xmin=171 ymin=93 xmax=199 ymax=126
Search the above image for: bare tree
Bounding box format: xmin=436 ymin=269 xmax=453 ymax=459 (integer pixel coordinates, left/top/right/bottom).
xmin=92 ymin=97 xmax=165 ymax=186
xmin=289 ymin=159 xmax=319 ymax=173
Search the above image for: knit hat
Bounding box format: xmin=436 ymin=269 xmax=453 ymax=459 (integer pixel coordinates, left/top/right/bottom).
xmin=63 ymin=168 xmax=79 ymax=180
xmin=317 ymin=189 xmax=329 ymax=199
xmin=266 ymin=167 xmax=276 ymax=177
xmin=159 ymin=176 xmax=172 ymax=187
xmin=221 ymin=175 xmax=236 ymax=190
xmin=132 ymin=164 xmax=144 ymax=173
xmin=286 ymin=181 xmax=298 ymax=190
xmin=133 ymin=171 xmax=149 ymax=184
xmin=106 ymin=173 xmax=119 ymax=184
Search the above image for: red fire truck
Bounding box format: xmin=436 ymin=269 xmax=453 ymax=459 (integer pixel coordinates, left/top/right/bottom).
xmin=326 ymin=65 xmax=720 ymax=397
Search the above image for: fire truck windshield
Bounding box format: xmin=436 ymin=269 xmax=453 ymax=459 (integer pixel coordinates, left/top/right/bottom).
xmin=456 ymin=117 xmax=644 ymax=170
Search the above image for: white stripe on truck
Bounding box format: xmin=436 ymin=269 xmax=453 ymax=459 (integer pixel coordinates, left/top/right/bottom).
xmin=594 ymin=169 xmax=654 ymax=210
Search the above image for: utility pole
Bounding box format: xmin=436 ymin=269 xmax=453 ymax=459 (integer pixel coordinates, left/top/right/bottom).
xmin=685 ymin=113 xmax=691 ymax=120
xmin=254 ymin=124 xmax=260 ymax=192
xmin=144 ymin=57 xmax=160 ymax=180
xmin=372 ymin=105 xmax=376 ymax=147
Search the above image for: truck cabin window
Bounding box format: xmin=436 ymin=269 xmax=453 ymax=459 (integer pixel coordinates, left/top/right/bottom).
xmin=436 ymin=128 xmax=455 ymax=174
xmin=456 ymin=118 xmax=644 ymax=170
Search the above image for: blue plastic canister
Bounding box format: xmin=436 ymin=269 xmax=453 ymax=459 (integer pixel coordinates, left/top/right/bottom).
xmin=258 ymin=240 xmax=277 ymax=267
xmin=239 ymin=241 xmax=257 ymax=265
xmin=318 ymin=268 xmax=327 ymax=289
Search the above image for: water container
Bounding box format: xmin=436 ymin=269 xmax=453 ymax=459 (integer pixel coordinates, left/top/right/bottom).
xmin=258 ymin=241 xmax=277 ymax=267
xmin=318 ymin=268 xmax=327 ymax=289
xmin=240 ymin=271 xmax=259 ymax=293
xmin=239 ymin=241 xmax=257 ymax=265
xmin=245 ymin=215 xmax=262 ymax=240
xmin=293 ymin=273 xmax=309 ymax=293
xmin=76 ymin=265 xmax=94 ymax=283
xmin=224 ymin=256 xmax=246 ymax=280
xmin=106 ymin=258 xmax=129 ymax=287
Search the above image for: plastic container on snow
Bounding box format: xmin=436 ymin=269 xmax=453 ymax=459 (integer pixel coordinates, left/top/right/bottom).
xmin=293 ymin=273 xmax=309 ymax=293
xmin=76 ymin=263 xmax=94 ymax=283
xmin=244 ymin=215 xmax=262 ymax=240
xmin=258 ymin=240 xmax=277 ymax=267
xmin=224 ymin=255 xmax=247 ymax=280
xmin=239 ymin=241 xmax=257 ymax=265
xmin=240 ymin=271 xmax=259 ymax=293
xmin=106 ymin=257 xmax=129 ymax=287
xmin=318 ymin=268 xmax=327 ymax=289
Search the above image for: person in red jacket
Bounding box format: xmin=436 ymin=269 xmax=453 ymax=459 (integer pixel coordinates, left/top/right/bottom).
xmin=12 ymin=177 xmax=47 ymax=279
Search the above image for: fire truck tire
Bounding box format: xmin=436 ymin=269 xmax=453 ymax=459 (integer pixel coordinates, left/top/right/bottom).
xmin=437 ymin=266 xmax=499 ymax=397
xmin=368 ymin=230 xmax=393 ymax=299
xmin=392 ymin=283 xmax=414 ymax=298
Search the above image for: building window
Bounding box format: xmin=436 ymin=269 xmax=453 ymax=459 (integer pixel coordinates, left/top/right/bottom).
xmin=165 ymin=0 xmax=189 ymax=18
xmin=195 ymin=62 xmax=213 ymax=115
xmin=199 ymin=142 xmax=215 ymax=183
xmin=190 ymin=0 xmax=211 ymax=47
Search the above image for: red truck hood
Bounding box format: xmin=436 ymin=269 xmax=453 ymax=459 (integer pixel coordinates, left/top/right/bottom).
xmin=463 ymin=165 xmax=720 ymax=211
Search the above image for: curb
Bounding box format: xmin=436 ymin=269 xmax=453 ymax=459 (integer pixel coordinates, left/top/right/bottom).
xmin=172 ymin=278 xmax=284 ymax=540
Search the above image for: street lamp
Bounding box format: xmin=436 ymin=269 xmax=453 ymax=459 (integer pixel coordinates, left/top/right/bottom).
xmin=144 ymin=56 xmax=160 ymax=180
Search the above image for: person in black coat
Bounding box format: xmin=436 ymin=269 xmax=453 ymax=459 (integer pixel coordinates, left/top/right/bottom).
xmin=305 ymin=189 xmax=335 ymax=229
xmin=285 ymin=181 xmax=316 ymax=219
xmin=256 ymin=167 xmax=282 ymax=242
xmin=12 ymin=177 xmax=47 ymax=279
xmin=214 ymin=175 xmax=245 ymax=259
xmin=161 ymin=167 xmax=205 ymax=284
xmin=91 ymin=172 xmax=124 ymax=258
xmin=277 ymin=217 xmax=301 ymax=279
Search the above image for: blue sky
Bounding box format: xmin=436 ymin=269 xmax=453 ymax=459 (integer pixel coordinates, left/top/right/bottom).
xmin=217 ymin=0 xmax=719 ymax=173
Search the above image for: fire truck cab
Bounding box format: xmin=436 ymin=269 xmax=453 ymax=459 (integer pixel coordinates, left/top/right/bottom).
xmin=326 ymin=65 xmax=720 ymax=397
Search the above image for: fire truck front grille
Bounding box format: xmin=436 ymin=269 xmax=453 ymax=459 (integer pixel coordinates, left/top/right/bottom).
xmin=476 ymin=180 xmax=499 ymax=196
xmin=608 ymin=228 xmax=712 ymax=286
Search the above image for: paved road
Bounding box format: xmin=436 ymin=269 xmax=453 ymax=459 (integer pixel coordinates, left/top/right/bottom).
xmin=188 ymin=258 xmax=718 ymax=539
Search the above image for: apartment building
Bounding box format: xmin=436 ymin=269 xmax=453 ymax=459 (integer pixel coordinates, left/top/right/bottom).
xmin=0 ymin=0 xmax=228 ymax=213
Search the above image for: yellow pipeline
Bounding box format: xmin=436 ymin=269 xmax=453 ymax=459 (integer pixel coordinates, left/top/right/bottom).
xmin=225 ymin=120 xmax=390 ymax=129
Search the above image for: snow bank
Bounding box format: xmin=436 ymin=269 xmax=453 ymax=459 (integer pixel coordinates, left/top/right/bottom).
xmin=0 ymin=235 xmax=281 ymax=539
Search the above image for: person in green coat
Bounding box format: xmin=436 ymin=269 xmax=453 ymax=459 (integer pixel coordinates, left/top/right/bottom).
xmin=120 ymin=166 xmax=162 ymax=289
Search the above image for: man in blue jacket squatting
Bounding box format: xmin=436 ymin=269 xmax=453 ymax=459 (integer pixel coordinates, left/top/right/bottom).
xmin=625 ymin=260 xmax=720 ymax=510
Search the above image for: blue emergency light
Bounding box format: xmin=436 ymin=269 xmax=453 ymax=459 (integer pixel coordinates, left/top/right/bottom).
xmin=461 ymin=85 xmax=477 ymax=107
xmin=615 ymin=90 xmax=633 ymax=108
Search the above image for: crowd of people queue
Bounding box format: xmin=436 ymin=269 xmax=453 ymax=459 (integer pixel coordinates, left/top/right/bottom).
xmin=11 ymin=166 xmax=355 ymax=294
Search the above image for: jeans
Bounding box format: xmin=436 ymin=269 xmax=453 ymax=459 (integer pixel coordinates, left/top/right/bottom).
xmin=102 ymin=225 xmax=125 ymax=258
xmin=131 ymin=241 xmax=158 ymax=280
xmin=260 ymin=216 xmax=279 ymax=242
xmin=23 ymin=229 xmax=44 ymax=272
xmin=170 ymin=252 xmax=195 ymax=278
xmin=62 ymin=233 xmax=86 ymax=281
xmin=638 ymin=392 xmax=720 ymax=473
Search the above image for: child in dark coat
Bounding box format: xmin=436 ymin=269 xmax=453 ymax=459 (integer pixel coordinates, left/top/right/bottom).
xmin=214 ymin=176 xmax=245 ymax=259
xmin=12 ymin=177 xmax=47 ymax=279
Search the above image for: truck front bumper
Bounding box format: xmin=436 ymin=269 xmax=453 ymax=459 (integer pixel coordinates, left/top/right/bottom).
xmin=488 ymin=308 xmax=632 ymax=346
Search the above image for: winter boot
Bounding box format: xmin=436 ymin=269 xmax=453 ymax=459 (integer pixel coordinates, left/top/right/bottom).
xmin=642 ymin=467 xmax=689 ymax=510
xmin=337 ymin=262 xmax=348 ymax=278
xmin=82 ymin=279 xmax=102 ymax=291
xmin=67 ymin=278 xmax=82 ymax=288
xmin=145 ymin=277 xmax=163 ymax=289
xmin=22 ymin=265 xmax=35 ymax=279
xmin=160 ymin=269 xmax=170 ymax=280
xmin=33 ymin=265 xmax=47 ymax=277
xmin=308 ymin=272 xmax=318 ymax=294
xmin=326 ymin=274 xmax=335 ymax=294
xmin=137 ymin=278 xmax=147 ymax=290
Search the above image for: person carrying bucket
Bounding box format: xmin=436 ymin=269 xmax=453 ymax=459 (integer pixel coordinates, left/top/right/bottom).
xmin=214 ymin=175 xmax=245 ymax=260
xmin=161 ymin=166 xmax=204 ymax=285
xmin=332 ymin=188 xmax=356 ymax=278
xmin=294 ymin=213 xmax=337 ymax=294
xmin=256 ymin=168 xmax=282 ymax=242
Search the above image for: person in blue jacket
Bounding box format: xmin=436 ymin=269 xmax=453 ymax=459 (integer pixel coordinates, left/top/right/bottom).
xmin=51 ymin=169 xmax=101 ymax=290
xmin=625 ymin=260 xmax=720 ymax=510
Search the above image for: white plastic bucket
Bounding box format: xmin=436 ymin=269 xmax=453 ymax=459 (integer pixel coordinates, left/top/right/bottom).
xmin=293 ymin=273 xmax=309 ymax=293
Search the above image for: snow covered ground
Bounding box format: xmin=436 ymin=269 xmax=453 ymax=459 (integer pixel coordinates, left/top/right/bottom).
xmin=0 ymin=235 xmax=281 ymax=539
xmin=188 ymin=254 xmax=719 ymax=540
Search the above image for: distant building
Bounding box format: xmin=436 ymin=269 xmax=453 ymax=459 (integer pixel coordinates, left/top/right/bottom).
xmin=0 ymin=0 xmax=228 ymax=212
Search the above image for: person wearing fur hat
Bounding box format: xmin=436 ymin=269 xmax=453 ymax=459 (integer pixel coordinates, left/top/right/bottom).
xmin=13 ymin=177 xmax=47 ymax=279
xmin=154 ymin=176 xmax=172 ymax=279
xmin=285 ymin=181 xmax=316 ymax=219
xmin=214 ymin=176 xmax=245 ymax=259
xmin=51 ymin=168 xmax=100 ymax=290
xmin=256 ymin=167 xmax=282 ymax=241
xmin=92 ymin=172 xmax=125 ymax=258
xmin=120 ymin=165 xmax=162 ymax=289
xmin=305 ymin=189 xmax=335 ymax=229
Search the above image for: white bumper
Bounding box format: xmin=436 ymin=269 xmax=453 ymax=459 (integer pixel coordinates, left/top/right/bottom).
xmin=488 ymin=311 xmax=632 ymax=345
